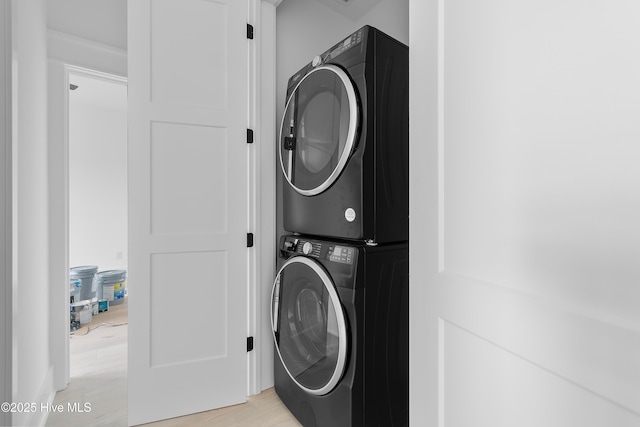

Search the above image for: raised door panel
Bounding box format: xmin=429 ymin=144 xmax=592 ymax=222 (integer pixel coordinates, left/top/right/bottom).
xmin=150 ymin=0 xmax=229 ymax=110
xmin=442 ymin=0 xmax=640 ymax=321
xmin=149 ymin=251 xmax=229 ymax=367
xmin=150 ymin=122 xmax=228 ymax=235
xmin=443 ymin=322 xmax=639 ymax=426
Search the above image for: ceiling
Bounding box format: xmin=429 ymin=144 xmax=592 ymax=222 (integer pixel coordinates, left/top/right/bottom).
xmin=310 ymin=0 xmax=383 ymax=20
xmin=68 ymin=73 xmax=127 ymax=112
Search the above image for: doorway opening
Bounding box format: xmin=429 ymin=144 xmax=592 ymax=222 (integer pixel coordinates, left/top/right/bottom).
xmin=48 ymin=67 xmax=129 ymax=426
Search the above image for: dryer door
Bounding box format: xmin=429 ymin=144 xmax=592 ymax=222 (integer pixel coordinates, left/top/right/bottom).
xmin=279 ymin=65 xmax=359 ymax=196
xmin=271 ymin=256 xmax=348 ymax=395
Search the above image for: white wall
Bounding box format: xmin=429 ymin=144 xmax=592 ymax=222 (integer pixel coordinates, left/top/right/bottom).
xmin=47 ymin=0 xmax=127 ymax=50
xmin=12 ymin=0 xmax=55 ymax=425
xmin=69 ymin=76 xmax=127 ymax=272
xmin=408 ymin=0 xmax=434 ymax=423
xmin=1 ymin=1 xmax=12 ymax=427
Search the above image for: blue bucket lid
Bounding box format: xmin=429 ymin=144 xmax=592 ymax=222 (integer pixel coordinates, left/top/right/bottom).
xmin=70 ymin=265 xmax=98 ymax=279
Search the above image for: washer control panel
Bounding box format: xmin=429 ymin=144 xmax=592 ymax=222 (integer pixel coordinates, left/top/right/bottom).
xmin=282 ymin=237 xmax=321 ymax=258
xmin=281 ymin=236 xmax=355 ymax=266
xmin=327 ymin=245 xmax=354 ymax=265
xmin=302 ymin=241 xmax=314 ymax=255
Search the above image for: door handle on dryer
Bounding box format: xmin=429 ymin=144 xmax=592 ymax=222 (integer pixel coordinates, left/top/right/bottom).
xmin=283 ymin=137 xmax=296 ymax=181
xmin=283 ymin=137 xmax=296 ymax=151
xmin=284 ymin=118 xmax=296 ymax=182
xmin=272 ymin=276 xmax=281 ymax=335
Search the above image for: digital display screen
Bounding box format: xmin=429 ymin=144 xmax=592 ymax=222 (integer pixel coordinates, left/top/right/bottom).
xmin=334 ymin=246 xmax=348 ymax=256
xmin=329 ymin=245 xmax=353 ymax=265
xmin=327 ymin=30 xmax=363 ymax=62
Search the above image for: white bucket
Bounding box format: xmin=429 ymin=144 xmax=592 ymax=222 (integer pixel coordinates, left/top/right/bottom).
xmin=70 ymin=300 xmax=93 ymax=325
xmin=70 ymin=266 xmax=99 ymax=301
xmin=96 ymin=270 xmax=127 ymax=306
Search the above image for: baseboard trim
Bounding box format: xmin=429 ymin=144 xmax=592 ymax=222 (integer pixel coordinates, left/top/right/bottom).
xmin=17 ymin=366 xmax=55 ymax=427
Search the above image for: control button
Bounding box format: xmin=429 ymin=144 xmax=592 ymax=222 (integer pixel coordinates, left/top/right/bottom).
xmin=312 ymin=55 xmax=322 ymax=67
xmin=302 ymin=242 xmax=313 ymax=255
xmin=283 ymin=239 xmax=297 ymax=251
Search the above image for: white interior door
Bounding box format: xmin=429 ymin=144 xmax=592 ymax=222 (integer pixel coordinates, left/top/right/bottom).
xmin=410 ymin=1 xmax=640 ymax=425
xmin=127 ymin=0 xmax=249 ymax=425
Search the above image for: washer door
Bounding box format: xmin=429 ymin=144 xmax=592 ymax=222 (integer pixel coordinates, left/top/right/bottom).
xmin=279 ymin=65 xmax=359 ymax=196
xmin=271 ymin=256 xmax=348 ymax=395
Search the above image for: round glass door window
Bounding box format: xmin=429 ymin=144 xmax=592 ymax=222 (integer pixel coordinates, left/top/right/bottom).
xmin=279 ymin=65 xmax=359 ymax=196
xmin=271 ymin=256 xmax=348 ymax=395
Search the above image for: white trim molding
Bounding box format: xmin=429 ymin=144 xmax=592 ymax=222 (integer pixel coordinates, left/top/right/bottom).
xmin=1 ymin=1 xmax=12 ymax=424
xmin=47 ymin=29 xmax=127 ymax=77
xmin=258 ymin=0 xmax=278 ymax=392
xmin=248 ymin=0 xmax=279 ymax=395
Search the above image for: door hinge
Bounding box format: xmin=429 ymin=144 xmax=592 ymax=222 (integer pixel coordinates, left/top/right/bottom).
xmin=247 ymin=233 xmax=254 ymax=248
xmin=247 ymin=24 xmax=254 ymax=40
xmin=247 ymin=128 xmax=254 ymax=144
xmin=247 ymin=336 xmax=254 ymax=352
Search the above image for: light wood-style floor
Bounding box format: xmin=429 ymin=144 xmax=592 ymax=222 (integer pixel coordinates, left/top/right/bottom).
xmin=46 ymin=298 xmax=301 ymax=427
xmin=140 ymin=388 xmax=300 ymax=427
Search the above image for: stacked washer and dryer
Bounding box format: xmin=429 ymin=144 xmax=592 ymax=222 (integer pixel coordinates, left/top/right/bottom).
xmin=271 ymin=26 xmax=409 ymax=426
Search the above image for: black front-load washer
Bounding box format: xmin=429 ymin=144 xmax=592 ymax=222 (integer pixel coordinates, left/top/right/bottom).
xmin=271 ymin=235 xmax=409 ymax=426
xmin=279 ymin=26 xmax=408 ymax=244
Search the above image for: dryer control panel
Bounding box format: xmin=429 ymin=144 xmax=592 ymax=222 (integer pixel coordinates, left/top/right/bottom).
xmin=324 ymin=27 xmax=365 ymax=63
xmin=287 ymin=26 xmax=369 ymax=90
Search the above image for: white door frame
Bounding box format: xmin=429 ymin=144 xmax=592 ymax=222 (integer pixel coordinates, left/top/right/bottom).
xmin=60 ymin=64 xmax=127 ymax=389
xmin=249 ymin=0 xmax=279 ymax=394
xmin=1 ymin=1 xmax=13 ymax=426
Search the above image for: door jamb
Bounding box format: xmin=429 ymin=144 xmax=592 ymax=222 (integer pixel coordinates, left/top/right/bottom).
xmin=1 ymin=1 xmax=13 ymax=425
